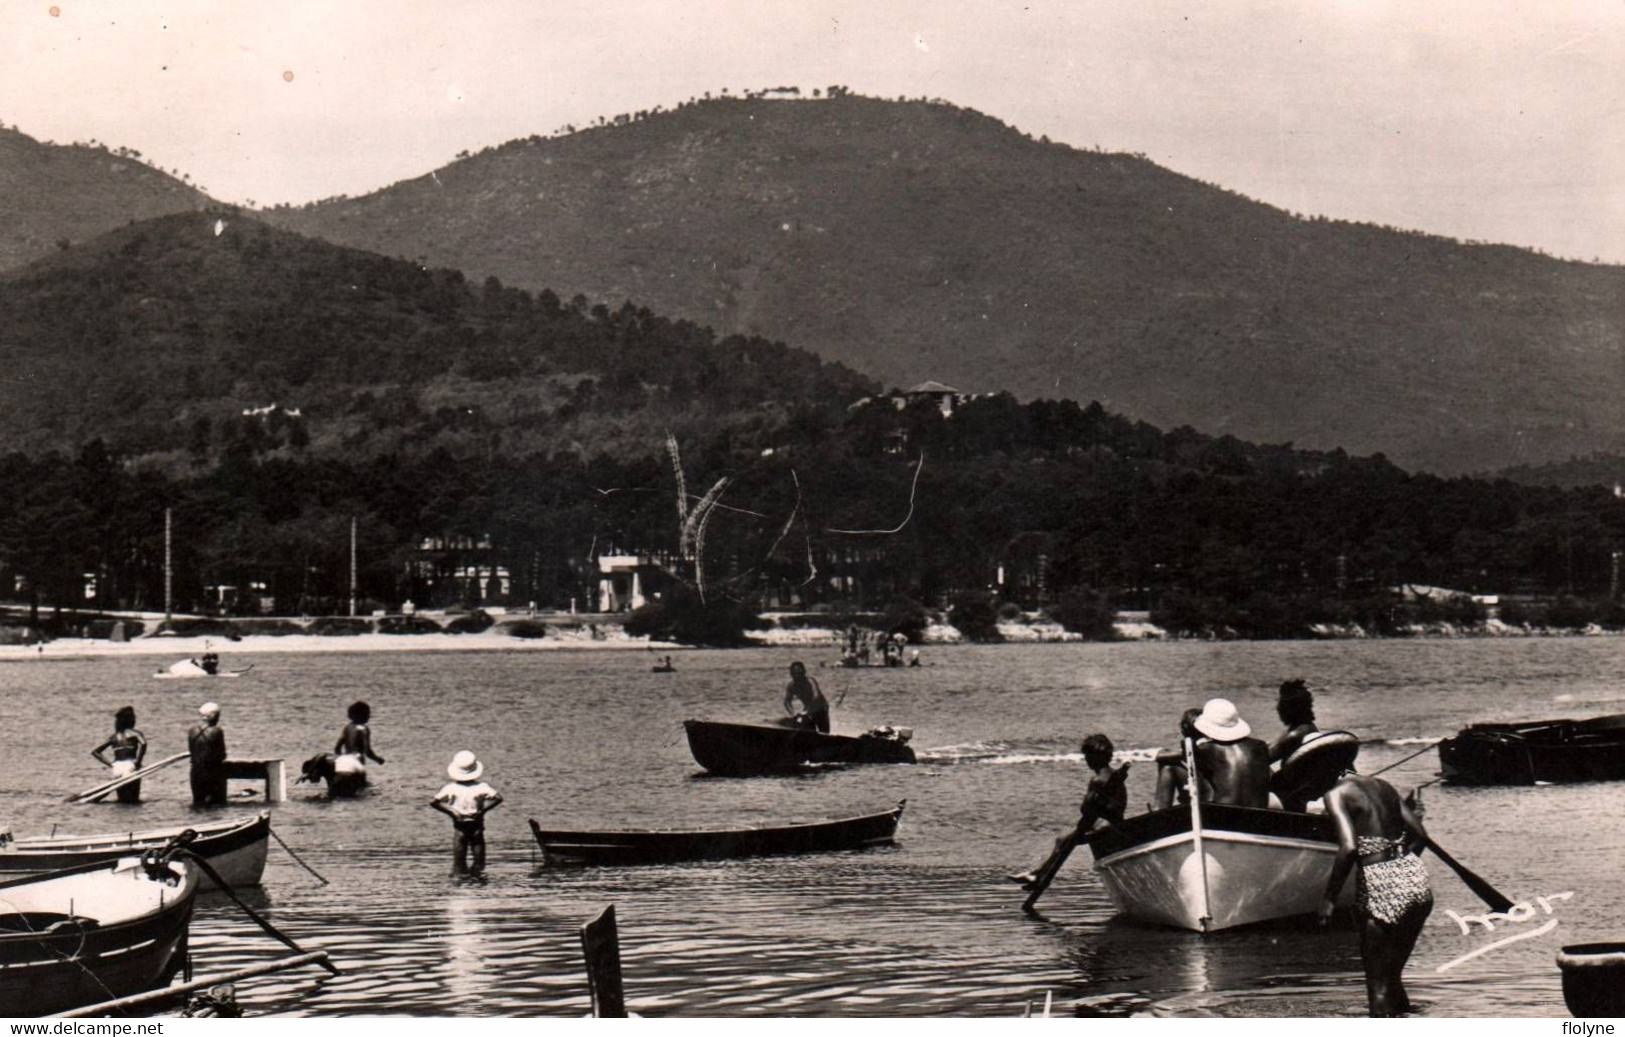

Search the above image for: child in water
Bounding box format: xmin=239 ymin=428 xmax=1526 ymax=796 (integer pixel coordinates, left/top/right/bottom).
xmin=431 ymin=750 xmax=503 ymax=875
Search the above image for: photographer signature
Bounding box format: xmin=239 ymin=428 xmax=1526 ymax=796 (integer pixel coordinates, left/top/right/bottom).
xmin=1435 ymin=890 xmax=1573 ymax=973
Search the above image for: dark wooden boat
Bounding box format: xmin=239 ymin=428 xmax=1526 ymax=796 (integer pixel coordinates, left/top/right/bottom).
xmin=529 ymin=800 xmax=906 ymax=865
xmin=1438 ymin=713 xmax=1625 ymax=785
xmin=0 ymin=812 xmax=271 ymax=888
xmin=683 ymin=719 xmax=916 ymax=775
xmin=0 ymin=856 xmax=198 ymax=1016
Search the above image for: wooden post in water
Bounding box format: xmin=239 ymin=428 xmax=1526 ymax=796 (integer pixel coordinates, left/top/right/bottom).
xmin=581 ymin=904 xmax=627 ymax=1018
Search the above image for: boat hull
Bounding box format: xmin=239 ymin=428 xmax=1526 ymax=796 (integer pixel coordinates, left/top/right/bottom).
xmin=0 ymin=812 xmax=271 ymax=888
xmin=1439 ymin=715 xmax=1625 ymax=785
xmin=0 ymin=858 xmax=198 ymax=1016
xmin=1089 ymin=804 xmax=1353 ymax=932
xmin=530 ymin=801 xmax=905 ymax=865
xmin=683 ymin=719 xmax=915 ymax=776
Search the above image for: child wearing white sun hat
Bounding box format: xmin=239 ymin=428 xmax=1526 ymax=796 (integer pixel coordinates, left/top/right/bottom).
xmin=431 ymin=750 xmax=503 ymax=874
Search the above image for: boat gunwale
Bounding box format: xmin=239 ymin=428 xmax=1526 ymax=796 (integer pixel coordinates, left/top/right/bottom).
xmin=530 ymin=801 xmax=906 ymax=843
xmin=8 ymin=812 xmax=269 ymax=854
xmin=1093 ymin=827 xmax=1338 ymax=869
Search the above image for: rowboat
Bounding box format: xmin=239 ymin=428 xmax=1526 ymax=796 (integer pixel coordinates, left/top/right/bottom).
xmin=0 ymin=855 xmax=198 ymax=1016
xmin=0 ymin=812 xmax=271 ymax=888
xmin=1088 ymin=802 xmax=1353 ymax=932
xmin=1438 ymin=714 xmax=1625 ymax=785
xmin=529 ymin=801 xmax=906 ymax=865
xmin=683 ymin=719 xmax=916 ymax=776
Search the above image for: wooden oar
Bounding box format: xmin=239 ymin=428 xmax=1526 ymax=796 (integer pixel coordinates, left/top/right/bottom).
xmin=1020 ymin=826 xmax=1092 ymax=913
xmin=1419 ymin=834 xmax=1514 ymax=914
xmin=179 ymin=848 xmax=340 ymax=975
xmin=67 ymin=752 xmax=188 ymax=804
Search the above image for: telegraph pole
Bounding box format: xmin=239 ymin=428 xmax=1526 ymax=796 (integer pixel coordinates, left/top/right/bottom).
xmin=163 ymin=508 xmax=173 ymax=621
xmin=349 ymin=517 xmax=358 ymax=617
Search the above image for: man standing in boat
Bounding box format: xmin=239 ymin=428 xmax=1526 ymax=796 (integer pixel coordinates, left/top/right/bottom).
xmin=188 ymin=702 xmax=228 ymax=807
xmin=1318 ymin=766 xmax=1434 ymax=1017
xmin=1192 ymin=698 xmax=1271 ymax=808
xmin=783 ymin=660 xmax=831 ymax=733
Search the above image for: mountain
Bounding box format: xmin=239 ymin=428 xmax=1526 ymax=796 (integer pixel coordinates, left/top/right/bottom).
xmin=0 ymin=126 xmax=211 ymax=269
xmin=264 ymin=94 xmax=1625 ymax=475
xmin=0 ymin=212 xmax=876 ymax=467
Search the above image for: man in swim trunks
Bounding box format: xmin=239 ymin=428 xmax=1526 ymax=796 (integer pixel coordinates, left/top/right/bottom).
xmin=1191 ymin=698 xmax=1271 ymax=808
xmin=188 ymin=702 xmax=228 ymax=807
xmin=1318 ymin=766 xmax=1433 ymax=1017
xmin=783 ymin=660 xmax=831 ymax=733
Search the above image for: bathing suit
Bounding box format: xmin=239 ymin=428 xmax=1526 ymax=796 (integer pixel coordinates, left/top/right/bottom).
xmin=1355 ymin=835 xmax=1432 ymax=927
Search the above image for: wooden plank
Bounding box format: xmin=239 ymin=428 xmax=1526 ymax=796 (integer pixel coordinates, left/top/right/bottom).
xmin=580 ymin=904 xmax=626 ymax=1018
xmin=67 ymin=752 xmax=189 ymax=804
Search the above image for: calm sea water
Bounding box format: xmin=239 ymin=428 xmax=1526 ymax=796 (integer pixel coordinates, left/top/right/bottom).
xmin=3 ymin=638 xmax=1622 ymax=1017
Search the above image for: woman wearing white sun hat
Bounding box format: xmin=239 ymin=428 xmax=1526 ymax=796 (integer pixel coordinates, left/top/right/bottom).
xmin=431 ymin=750 xmax=503 ymax=874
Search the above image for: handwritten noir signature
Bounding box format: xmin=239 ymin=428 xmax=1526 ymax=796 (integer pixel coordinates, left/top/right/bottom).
xmin=1435 ymin=891 xmax=1574 ymax=973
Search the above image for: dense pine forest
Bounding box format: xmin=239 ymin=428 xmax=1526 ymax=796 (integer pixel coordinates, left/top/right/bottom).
xmin=5 ymin=391 xmax=1625 ymax=643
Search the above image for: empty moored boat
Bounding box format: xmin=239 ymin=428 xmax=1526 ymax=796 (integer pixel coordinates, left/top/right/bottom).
xmin=683 ymin=719 xmax=915 ymax=776
xmin=0 ymin=855 xmax=199 ymax=1016
xmin=530 ymin=800 xmax=906 ymax=865
xmin=1088 ymin=802 xmax=1354 ymax=932
xmin=0 ymin=812 xmax=271 ymax=888
xmin=1438 ymin=714 xmax=1625 ymax=785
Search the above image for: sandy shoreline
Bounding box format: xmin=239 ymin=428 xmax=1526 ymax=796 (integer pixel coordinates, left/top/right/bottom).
xmin=0 ymin=628 xmax=683 ymax=662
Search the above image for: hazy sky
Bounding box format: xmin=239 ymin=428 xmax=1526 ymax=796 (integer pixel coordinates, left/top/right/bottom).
xmin=5 ymin=0 xmax=1623 ymax=262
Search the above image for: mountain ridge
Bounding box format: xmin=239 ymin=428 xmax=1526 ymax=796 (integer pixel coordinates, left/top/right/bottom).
xmin=261 ymin=94 xmax=1625 ymax=475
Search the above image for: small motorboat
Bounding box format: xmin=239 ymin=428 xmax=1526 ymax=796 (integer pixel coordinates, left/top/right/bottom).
xmin=1438 ymin=713 xmax=1625 ymax=785
xmin=683 ymin=719 xmax=916 ymax=776
xmin=0 ymin=854 xmax=199 ymax=1016
xmin=1088 ymin=802 xmax=1354 ymax=932
xmin=530 ymin=801 xmax=906 ymax=865
xmin=0 ymin=812 xmax=271 ymax=888
xmin=154 ymin=657 xmax=253 ymax=679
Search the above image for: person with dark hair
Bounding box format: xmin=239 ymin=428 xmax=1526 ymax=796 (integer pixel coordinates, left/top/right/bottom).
xmin=1153 ymin=707 xmax=1208 ymax=809
xmin=1007 ymin=732 xmax=1130 ymax=890
xmin=335 ymin=700 xmax=385 ymax=764
xmin=1318 ymin=764 xmax=1434 ymax=1017
xmin=91 ymin=706 xmax=148 ymax=804
xmin=783 ymin=660 xmax=831 ymax=733
xmin=1270 ymin=678 xmax=1319 ymax=763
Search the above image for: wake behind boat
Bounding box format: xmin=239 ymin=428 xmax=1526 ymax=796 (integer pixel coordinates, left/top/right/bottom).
xmin=684 ymin=719 xmax=916 ymax=776
xmin=1088 ymin=802 xmax=1354 ymax=932
xmin=529 ymin=800 xmax=906 ymax=865
xmin=0 ymin=812 xmax=271 ymax=888
xmin=0 ymin=855 xmax=198 ymax=1016
xmin=1438 ymin=713 xmax=1625 ymax=785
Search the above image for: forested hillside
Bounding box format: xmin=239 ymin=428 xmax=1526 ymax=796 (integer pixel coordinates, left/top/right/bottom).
xmin=267 ymin=94 xmax=1625 ymax=474
xmin=0 ymin=211 xmax=876 ymax=467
